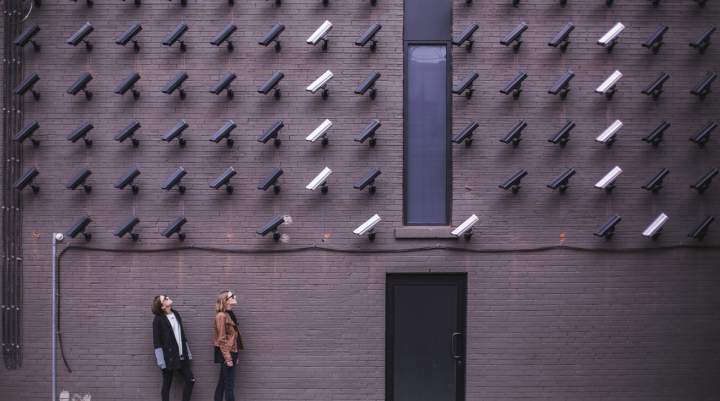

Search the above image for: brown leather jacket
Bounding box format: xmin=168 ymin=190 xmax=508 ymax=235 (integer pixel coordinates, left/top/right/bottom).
xmin=214 ymin=312 xmax=244 ymax=363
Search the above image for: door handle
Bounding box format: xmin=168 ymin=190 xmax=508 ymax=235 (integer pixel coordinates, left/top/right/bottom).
xmin=451 ymin=332 xmax=463 ymax=360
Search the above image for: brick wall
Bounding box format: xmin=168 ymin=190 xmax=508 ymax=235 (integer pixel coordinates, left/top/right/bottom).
xmin=1 ymin=0 xmax=719 ymax=400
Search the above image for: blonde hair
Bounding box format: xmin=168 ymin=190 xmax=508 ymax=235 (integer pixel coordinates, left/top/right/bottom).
xmin=216 ymin=290 xmax=233 ymax=313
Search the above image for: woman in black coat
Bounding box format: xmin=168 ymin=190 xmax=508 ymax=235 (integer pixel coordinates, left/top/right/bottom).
xmin=152 ymin=294 xmax=195 ymax=401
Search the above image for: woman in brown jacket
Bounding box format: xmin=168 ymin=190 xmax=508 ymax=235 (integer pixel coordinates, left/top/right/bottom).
xmin=213 ymin=290 xmax=244 ymax=401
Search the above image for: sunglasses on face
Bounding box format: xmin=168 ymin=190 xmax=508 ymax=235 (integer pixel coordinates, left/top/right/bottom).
xmin=226 ymin=292 xmax=236 ymax=300
xmin=160 ymin=295 xmax=171 ymax=302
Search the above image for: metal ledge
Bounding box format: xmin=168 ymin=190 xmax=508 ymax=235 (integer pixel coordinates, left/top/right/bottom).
xmin=394 ymin=226 xmax=456 ymax=239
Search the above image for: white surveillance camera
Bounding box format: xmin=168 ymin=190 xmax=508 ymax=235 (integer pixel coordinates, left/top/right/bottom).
xmin=451 ymin=214 xmax=479 ymax=238
xmin=598 ymin=22 xmax=625 ymax=49
xmin=595 ymin=120 xmax=623 ymax=145
xmin=306 ymin=70 xmax=334 ymax=94
xmin=595 ymin=70 xmax=623 ymax=96
xmin=353 ymin=214 xmax=381 ymax=239
xmin=306 ymin=167 xmax=332 ymax=192
xmin=642 ymin=212 xmax=669 ymax=238
xmin=307 ymin=20 xmax=333 ymax=46
xmin=306 ymin=119 xmax=332 ymax=144
xmin=594 ymin=166 xmax=622 ymax=191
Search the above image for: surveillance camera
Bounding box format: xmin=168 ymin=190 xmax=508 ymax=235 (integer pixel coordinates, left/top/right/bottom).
xmin=306 ymin=119 xmax=332 ymax=146
xmin=209 ymin=167 xmax=237 ymax=193
xmin=547 ymin=168 xmax=576 ymax=192
xmin=258 ymin=120 xmax=284 ymax=147
xmin=114 ymin=72 xmax=141 ymax=100
xmin=548 ymin=22 xmax=574 ymax=52
xmin=67 ymin=72 xmax=93 ymax=100
xmin=354 ymin=168 xmax=381 ymax=194
xmin=162 ymin=72 xmax=189 ymax=99
xmin=353 ymin=214 xmax=381 ymax=240
xmin=114 ymin=167 xmax=141 ymax=193
xmin=690 ymin=71 xmax=717 ymax=100
xmin=499 ymin=169 xmax=528 ymax=193
xmin=548 ymin=121 xmax=575 ymax=147
xmin=642 ymin=120 xmax=671 ymax=146
xmin=641 ymin=168 xmax=670 ymax=193
xmin=452 ymin=72 xmax=478 ymax=98
xmin=306 ymin=70 xmax=333 ymax=99
xmin=689 ymin=121 xmax=717 ymax=147
xmin=256 ymin=215 xmax=286 ymax=240
xmin=210 ymin=72 xmax=236 ymax=98
xmin=67 ymin=122 xmax=94 ymax=147
xmin=500 ymin=21 xmax=528 ymax=52
xmin=688 ymin=216 xmax=715 ymax=241
xmin=355 ymin=119 xmax=381 ymax=146
xmin=500 ymin=120 xmax=527 ymax=147
xmin=689 ymin=26 xmax=716 ymax=54
xmin=450 ymin=214 xmax=479 ymax=239
xmin=66 ymin=168 xmax=93 ymax=193
xmin=161 ymin=217 xmax=187 ymax=241
xmin=163 ymin=23 xmax=189 ymax=52
xmin=115 ymin=120 xmax=141 ymax=147
xmin=257 ymin=168 xmax=283 ymax=194
xmin=66 ymin=22 xmax=94 ymax=51
xmin=210 ymin=23 xmax=237 ymax=52
xmin=596 ymin=120 xmax=623 ymax=146
xmin=14 ymin=120 xmax=41 ymax=147
xmin=642 ymin=213 xmax=669 ymax=239
xmin=162 ymin=167 xmax=187 ymax=193
xmin=548 ymin=70 xmax=574 ymax=99
xmin=355 ymin=72 xmax=381 ymax=99
xmin=210 ymin=120 xmax=237 ymax=147
xmin=453 ymin=23 xmax=478 ymax=52
xmin=642 ymin=24 xmax=668 ymax=54
xmin=307 ymin=20 xmax=332 ymax=50
xmin=306 ymin=166 xmax=332 ymax=193
xmin=116 ymin=23 xmax=142 ymax=52
xmin=66 ymin=216 xmax=92 ymax=241
xmin=452 ymin=121 xmax=479 ymax=146
xmin=595 ymin=70 xmax=623 ymax=99
xmin=258 ymin=72 xmax=284 ymax=99
xmin=14 ymin=23 xmax=41 ymax=52
xmin=642 ymin=72 xmax=670 ymax=99
xmin=14 ymin=168 xmax=40 ymax=193
xmin=14 ymin=73 xmax=41 ymax=100
xmin=162 ymin=120 xmax=189 ymax=147
xmin=355 ymin=23 xmax=382 ymax=51
xmin=114 ymin=217 xmax=140 ymax=241
xmin=259 ymin=23 xmax=285 ymax=52
xmin=594 ymin=215 xmax=621 ymax=239
xmin=500 ymin=71 xmax=527 ymax=98
xmin=594 ymin=166 xmax=623 ymax=192
xmin=597 ymin=22 xmax=625 ymax=52
xmin=691 ymin=167 xmax=718 ymax=194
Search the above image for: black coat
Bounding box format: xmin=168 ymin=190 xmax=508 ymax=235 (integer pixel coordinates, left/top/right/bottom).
xmin=152 ymin=309 xmax=191 ymax=370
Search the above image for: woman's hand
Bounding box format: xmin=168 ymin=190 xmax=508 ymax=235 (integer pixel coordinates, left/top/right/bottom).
xmin=226 ymin=360 xmax=234 ymax=367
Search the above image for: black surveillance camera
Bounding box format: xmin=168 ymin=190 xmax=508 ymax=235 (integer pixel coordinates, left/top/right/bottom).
xmin=258 ymin=72 xmax=284 ymax=99
xmin=355 ymin=119 xmax=381 ymax=146
xmin=115 ymin=120 xmax=141 ymax=147
xmin=689 ymin=26 xmax=716 ymax=54
xmin=209 ymin=167 xmax=237 ymax=194
xmin=354 ymin=168 xmax=381 ymax=194
xmin=499 ymin=169 xmax=528 ymax=193
xmin=114 ymin=167 xmax=141 ymax=193
xmin=641 ymin=168 xmax=670 ymax=193
xmin=548 ymin=121 xmax=575 ymax=147
xmin=209 ymin=73 xmax=236 ymax=98
xmin=210 ymin=120 xmax=237 ymax=147
xmin=210 ymin=24 xmax=237 ymax=52
xmin=162 ymin=72 xmax=189 ymax=100
xmin=257 ymin=168 xmax=283 ymax=194
xmin=452 ymin=72 xmax=478 ymax=99
xmin=642 ymin=24 xmax=668 ymax=54
xmin=66 ymin=216 xmax=93 ymax=241
xmin=689 ymin=121 xmax=717 ymax=147
xmin=355 ymin=23 xmax=382 ymax=51
xmin=642 ymin=120 xmax=671 ymax=147
xmin=14 ymin=23 xmax=41 ymax=52
xmin=66 ymin=22 xmax=94 ymax=51
xmin=259 ymin=24 xmax=285 ymax=52
xmin=500 ymin=120 xmax=527 ymax=147
xmin=114 ymin=72 xmax=141 ymax=100
xmin=641 ymin=72 xmax=670 ymax=99
xmin=548 ymin=22 xmax=574 ymax=52
xmin=355 ymin=72 xmax=381 ymax=99
xmin=116 ymin=23 xmax=142 ymax=52
xmin=256 ymin=215 xmax=285 ymax=240
xmin=162 ymin=167 xmax=187 ymax=193
xmin=548 ymin=70 xmax=574 ymax=99
xmin=691 ymin=167 xmax=718 ymax=194
xmin=501 ymin=22 xmax=528 ymax=52
xmin=547 ymin=168 xmax=576 ymax=192
xmin=67 ymin=122 xmax=94 ymax=147
xmin=14 ymin=73 xmax=41 ymax=100
xmin=14 ymin=168 xmax=40 ymax=193
xmin=690 ymin=71 xmax=717 ymax=100
xmin=452 ymin=24 xmax=478 ymax=52
xmin=688 ymin=216 xmax=714 ymax=241
xmin=452 ymin=121 xmax=479 ymax=147
xmin=162 ymin=120 xmax=189 ymax=147
xmin=257 ymin=120 xmax=284 ymax=147
xmin=66 ymin=168 xmax=93 ymax=193
xmin=161 ymin=217 xmax=187 ymax=240
xmin=163 ymin=23 xmax=189 ymax=52
xmin=114 ymin=217 xmax=140 ymax=241
xmin=14 ymin=120 xmax=41 ymax=147
xmin=500 ymin=71 xmax=528 ymax=98
xmin=67 ymin=72 xmax=94 ymax=100
xmin=594 ymin=215 xmax=621 ymax=239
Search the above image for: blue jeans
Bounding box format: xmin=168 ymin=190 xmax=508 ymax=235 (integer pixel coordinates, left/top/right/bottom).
xmin=214 ymin=352 xmax=238 ymax=401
